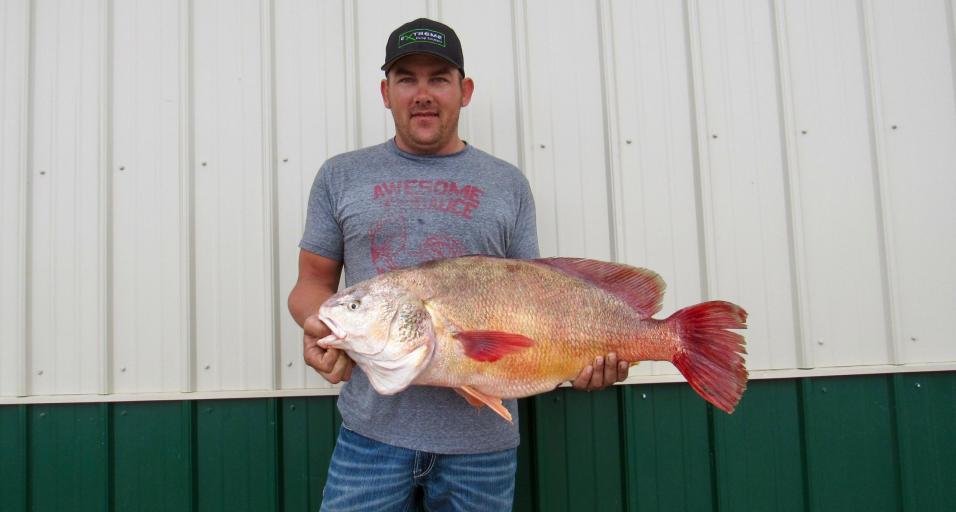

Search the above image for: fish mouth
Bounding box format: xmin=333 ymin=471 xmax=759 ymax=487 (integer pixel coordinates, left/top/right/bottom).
xmin=317 ymin=314 xmax=347 ymax=347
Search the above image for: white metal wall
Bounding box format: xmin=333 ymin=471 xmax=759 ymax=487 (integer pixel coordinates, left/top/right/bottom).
xmin=1 ymin=0 xmax=954 ymax=402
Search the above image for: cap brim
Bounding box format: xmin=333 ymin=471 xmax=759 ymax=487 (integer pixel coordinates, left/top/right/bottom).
xmin=381 ymin=49 xmax=463 ymax=73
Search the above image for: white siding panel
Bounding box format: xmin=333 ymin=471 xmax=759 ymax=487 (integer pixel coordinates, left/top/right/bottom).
xmin=111 ymin=0 xmax=188 ymax=393
xmin=868 ymin=0 xmax=956 ymax=364
xmin=29 ymin=0 xmax=109 ymax=395
xmin=193 ymin=0 xmax=272 ymax=391
xmin=519 ymin=0 xmax=612 ymax=259
xmin=274 ymin=0 xmax=351 ymax=390
xmin=3 ymin=1 xmax=955 ymax=402
xmin=604 ymin=0 xmax=702 ymax=377
xmin=693 ymin=0 xmax=799 ymax=370
xmin=0 ymin=0 xmax=30 ymax=397
xmin=440 ymin=1 xmax=521 ymax=167
xmin=780 ymin=0 xmax=890 ymax=366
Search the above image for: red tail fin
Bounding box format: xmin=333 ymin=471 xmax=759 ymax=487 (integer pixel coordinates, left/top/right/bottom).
xmin=668 ymin=301 xmax=748 ymax=413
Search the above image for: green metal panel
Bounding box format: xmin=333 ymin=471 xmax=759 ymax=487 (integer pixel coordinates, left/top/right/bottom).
xmin=30 ymin=403 xmax=109 ymax=512
xmin=801 ymin=375 xmax=901 ymax=511
xmin=279 ymin=396 xmax=340 ymax=512
xmin=712 ymin=379 xmax=805 ymax=511
xmin=195 ymin=399 xmax=279 ymax=512
xmin=621 ymin=383 xmax=713 ymax=512
xmin=0 ymin=405 xmax=28 ymax=510
xmin=531 ymin=388 xmax=625 ymax=512
xmin=112 ymin=401 xmax=193 ymax=512
xmin=893 ymin=372 xmax=956 ymax=511
xmin=2 ymin=372 xmax=955 ymax=511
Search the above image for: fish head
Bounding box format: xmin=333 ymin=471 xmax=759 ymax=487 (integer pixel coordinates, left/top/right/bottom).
xmin=317 ymin=279 xmax=434 ymax=364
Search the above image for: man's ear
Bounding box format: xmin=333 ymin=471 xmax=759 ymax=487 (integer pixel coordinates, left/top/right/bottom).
xmin=381 ymin=78 xmax=391 ymax=109
xmin=460 ymin=77 xmax=475 ymax=108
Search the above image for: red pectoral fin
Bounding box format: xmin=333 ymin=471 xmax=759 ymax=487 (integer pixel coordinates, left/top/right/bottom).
xmin=454 ymin=331 xmax=534 ymax=362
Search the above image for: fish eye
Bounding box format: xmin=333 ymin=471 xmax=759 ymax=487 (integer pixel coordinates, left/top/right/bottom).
xmin=347 ymin=300 xmax=361 ymax=311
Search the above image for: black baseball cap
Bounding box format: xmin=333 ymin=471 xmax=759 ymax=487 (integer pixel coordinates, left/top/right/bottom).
xmin=381 ymin=18 xmax=464 ymax=75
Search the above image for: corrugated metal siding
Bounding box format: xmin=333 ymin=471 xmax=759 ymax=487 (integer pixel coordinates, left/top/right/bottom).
xmin=1 ymin=372 xmax=954 ymax=511
xmin=1 ymin=0 xmax=955 ymax=401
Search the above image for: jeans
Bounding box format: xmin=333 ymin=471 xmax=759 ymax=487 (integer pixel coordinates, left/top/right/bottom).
xmin=320 ymin=426 xmax=517 ymax=512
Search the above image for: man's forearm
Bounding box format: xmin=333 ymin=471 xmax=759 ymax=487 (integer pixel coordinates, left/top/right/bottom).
xmin=288 ymin=278 xmax=337 ymax=328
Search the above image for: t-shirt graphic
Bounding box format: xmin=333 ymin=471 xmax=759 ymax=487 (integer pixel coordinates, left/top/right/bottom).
xmin=368 ymin=179 xmax=484 ymax=274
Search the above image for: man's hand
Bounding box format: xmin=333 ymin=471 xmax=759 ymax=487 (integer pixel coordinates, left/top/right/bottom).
xmin=572 ymin=352 xmax=630 ymax=392
xmin=303 ymin=314 xmax=354 ymax=384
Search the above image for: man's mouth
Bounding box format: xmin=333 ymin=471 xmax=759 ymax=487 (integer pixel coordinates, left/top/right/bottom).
xmin=411 ymin=111 xmax=438 ymax=118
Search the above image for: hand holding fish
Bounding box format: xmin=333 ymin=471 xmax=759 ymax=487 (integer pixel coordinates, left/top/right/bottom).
xmin=571 ymin=352 xmax=631 ymax=392
xmin=303 ymin=314 xmax=354 ymax=384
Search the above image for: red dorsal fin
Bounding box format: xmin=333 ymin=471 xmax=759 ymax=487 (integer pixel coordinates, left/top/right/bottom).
xmin=533 ymin=258 xmax=666 ymax=318
xmin=454 ymin=331 xmax=534 ymax=362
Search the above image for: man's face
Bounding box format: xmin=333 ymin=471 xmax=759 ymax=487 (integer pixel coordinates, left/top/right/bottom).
xmin=381 ymin=54 xmax=474 ymax=155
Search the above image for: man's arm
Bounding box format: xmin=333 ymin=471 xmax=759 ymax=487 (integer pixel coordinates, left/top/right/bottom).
xmin=288 ymin=249 xmax=354 ymax=383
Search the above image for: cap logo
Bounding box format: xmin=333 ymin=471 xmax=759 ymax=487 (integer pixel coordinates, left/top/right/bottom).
xmin=398 ymin=29 xmax=446 ymax=48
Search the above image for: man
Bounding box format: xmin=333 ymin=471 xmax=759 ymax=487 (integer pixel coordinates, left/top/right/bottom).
xmin=288 ymin=18 xmax=630 ymax=511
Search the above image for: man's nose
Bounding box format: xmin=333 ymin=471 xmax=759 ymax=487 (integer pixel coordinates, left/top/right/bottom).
xmin=413 ymin=90 xmax=432 ymax=105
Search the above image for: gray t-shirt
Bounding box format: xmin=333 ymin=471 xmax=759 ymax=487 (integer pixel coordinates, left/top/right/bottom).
xmin=300 ymin=139 xmax=539 ymax=454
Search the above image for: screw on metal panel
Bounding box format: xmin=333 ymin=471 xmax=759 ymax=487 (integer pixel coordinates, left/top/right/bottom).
xmin=290 ymin=404 xmax=296 ymax=411
xmin=39 ymin=412 xmax=46 ymax=418
xmin=891 ymin=125 xmax=898 ymax=130
xmin=120 ymin=410 xmax=127 ymax=416
xmin=817 ymin=339 xmax=824 ymax=346
xmin=201 ymin=162 xmax=207 ymax=166
xmin=204 ymin=364 xmax=210 ymax=370
xmin=625 ymin=140 xmax=632 ymax=144
xmin=641 ymin=393 xmax=647 ymax=399
xmin=282 ymin=158 xmax=288 ymax=163
xmin=286 ymin=361 xmax=293 ymax=367
xmin=39 ymin=171 xmax=46 ymax=175
xmin=120 ymin=367 xmax=126 ymax=372
xmin=821 ymin=387 xmax=827 ymax=393
xmin=119 ymin=166 xmax=125 ymax=171
xmin=801 ymin=130 xmax=807 ymax=135
xmin=36 ymin=370 xmax=43 ymax=375
xmin=910 ymin=336 xmax=917 ymax=341
xmin=915 ymin=383 xmax=921 ymax=388
xmin=712 ymin=134 xmax=718 ymax=139
xmin=539 ymin=144 xmax=546 ymax=149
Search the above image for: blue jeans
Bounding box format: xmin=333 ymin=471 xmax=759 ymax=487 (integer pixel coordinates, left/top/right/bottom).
xmin=320 ymin=426 xmax=517 ymax=512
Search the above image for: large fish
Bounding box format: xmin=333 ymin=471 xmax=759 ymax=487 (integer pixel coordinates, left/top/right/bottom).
xmin=317 ymin=256 xmax=747 ymax=421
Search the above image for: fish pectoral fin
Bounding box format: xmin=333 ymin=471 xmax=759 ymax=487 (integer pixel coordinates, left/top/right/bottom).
xmin=454 ymin=331 xmax=534 ymax=362
xmin=457 ymin=385 xmax=512 ymax=423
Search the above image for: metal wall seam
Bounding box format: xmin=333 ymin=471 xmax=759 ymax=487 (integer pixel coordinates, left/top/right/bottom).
xmin=859 ymin=0 xmax=902 ymax=366
xmin=771 ymin=0 xmax=813 ymax=369
xmin=20 ymin=0 xmax=35 ymax=398
xmin=510 ymin=0 xmax=535 ymax=195
xmin=180 ymin=0 xmax=196 ymax=393
xmin=684 ymin=0 xmax=716 ymax=301
xmin=20 ymin=0 xmax=35 ymax=399
xmin=343 ymin=0 xmax=358 ymax=152
xmin=262 ymin=0 xmax=279 ymax=391
xmin=596 ymin=0 xmax=623 ymax=265
xmin=100 ymin=0 xmax=114 ymax=396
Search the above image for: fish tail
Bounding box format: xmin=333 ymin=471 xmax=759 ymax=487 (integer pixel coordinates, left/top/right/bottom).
xmin=668 ymin=301 xmax=748 ymax=413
